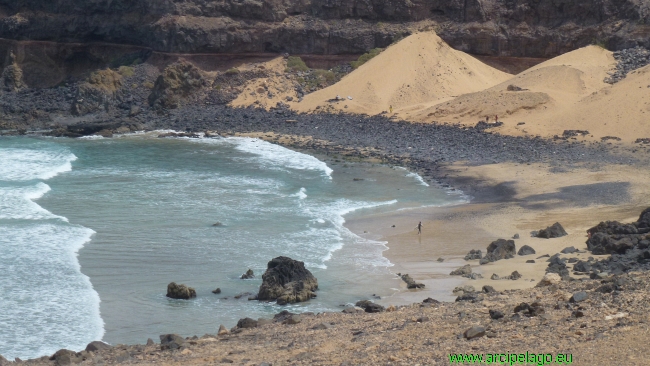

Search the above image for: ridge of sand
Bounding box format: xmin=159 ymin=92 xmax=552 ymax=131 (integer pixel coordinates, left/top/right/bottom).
xmin=292 ymin=32 xmax=513 ymax=116
xmin=414 ymin=45 xmax=616 ymax=129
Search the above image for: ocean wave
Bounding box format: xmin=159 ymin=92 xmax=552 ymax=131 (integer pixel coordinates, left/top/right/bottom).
xmin=0 ymin=183 xmax=68 ymax=221
xmin=0 ymin=148 xmax=77 ymax=182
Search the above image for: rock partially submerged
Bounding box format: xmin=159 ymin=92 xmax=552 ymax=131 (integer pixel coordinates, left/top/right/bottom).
xmin=241 ymin=269 xmax=255 ymax=279
xmin=257 ymin=256 xmax=318 ymax=305
xmin=400 ymin=274 xmax=425 ymax=289
xmin=166 ymin=282 xmax=196 ymax=300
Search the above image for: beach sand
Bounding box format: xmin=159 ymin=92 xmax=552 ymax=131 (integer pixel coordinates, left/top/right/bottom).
xmin=344 ymin=161 xmax=650 ymax=305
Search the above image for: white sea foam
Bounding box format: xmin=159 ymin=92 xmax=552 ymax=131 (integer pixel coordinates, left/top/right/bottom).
xmin=0 ymin=183 xmax=67 ymax=221
xmin=0 ymin=148 xmax=77 ymax=181
xmin=405 ymin=171 xmax=430 ymax=186
xmin=227 ymin=137 xmax=333 ymax=178
xmin=0 ymin=223 xmax=103 ymax=360
xmin=292 ymin=187 xmax=308 ymax=199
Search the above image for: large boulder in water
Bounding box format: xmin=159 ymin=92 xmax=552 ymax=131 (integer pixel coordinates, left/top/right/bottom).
xmin=480 ymin=239 xmax=516 ymax=264
xmin=257 ymin=256 xmax=318 ymax=305
xmin=166 ymin=282 xmax=196 ymax=300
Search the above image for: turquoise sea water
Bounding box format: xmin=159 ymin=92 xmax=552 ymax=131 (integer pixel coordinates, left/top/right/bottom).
xmin=0 ymin=133 xmax=466 ymax=359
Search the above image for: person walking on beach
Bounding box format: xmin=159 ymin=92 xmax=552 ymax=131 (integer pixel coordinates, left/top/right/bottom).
xmin=416 ymin=221 xmax=423 ymax=235
xmin=389 ymin=105 xmax=393 ymax=113
xmin=495 ymin=114 xmax=498 ymax=122
xmin=485 ymin=115 xmax=490 ymax=123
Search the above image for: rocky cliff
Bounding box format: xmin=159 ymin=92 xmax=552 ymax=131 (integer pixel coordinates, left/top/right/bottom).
xmin=1 ymin=0 xmax=649 ymax=59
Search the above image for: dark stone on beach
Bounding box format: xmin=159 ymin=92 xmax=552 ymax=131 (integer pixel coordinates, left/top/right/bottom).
xmin=464 ymin=249 xmax=482 ymax=260
xmin=561 ymin=246 xmax=577 ymax=254
xmin=166 ymin=282 xmax=196 ymax=300
xmin=283 ymin=315 xmax=303 ymax=324
xmin=455 ymin=293 xmax=484 ymax=303
xmin=526 ymin=260 xmax=535 ymax=263
xmin=489 ymin=310 xmax=504 ymax=319
xmin=518 ymin=245 xmax=536 ymax=256
xmin=482 ymin=285 xmax=496 ymax=293
xmin=236 ymin=317 xmax=259 ymax=329
xmin=450 ymin=264 xmax=472 ymax=276
xmin=146 ymin=338 xmax=155 ymax=346
xmin=480 ymin=239 xmax=516 ymax=264
xmin=536 ymin=222 xmax=568 ymax=239
xmin=400 ymin=273 xmax=425 ymax=289
xmin=50 ymin=350 xmax=82 ymax=365
xmin=423 ymin=297 xmax=440 ymax=304
xmin=273 ymin=310 xmax=298 ymax=323
xmin=545 ymin=254 xmax=570 ymax=280
xmin=490 ymin=273 xmax=500 ymax=280
xmin=212 ymin=288 xmax=222 ymax=294
xmin=85 ymin=341 xmax=112 ymax=352
xmin=241 ymin=269 xmax=255 ymax=279
xmin=570 ymin=291 xmax=588 ymax=303
xmin=355 ymin=300 xmax=384 ymax=313
xmin=212 ymin=222 xmax=224 ymax=227
xmin=573 ymin=261 xmax=592 ymax=273
xmin=537 ymin=254 xmax=550 ymax=259
xmin=464 ymin=326 xmax=486 ymax=340
xmin=257 ymin=256 xmax=318 ymax=305
xmin=160 ymin=334 xmax=186 ymax=350
xmin=508 ymin=271 xmax=522 ymax=280
xmin=514 ymin=302 xmax=544 ymax=317
xmin=513 ymin=233 xmax=520 ymax=239
xmin=437 ymin=257 xmax=444 ymax=262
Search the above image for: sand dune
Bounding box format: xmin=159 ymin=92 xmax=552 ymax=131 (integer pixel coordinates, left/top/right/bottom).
xmin=415 ymin=45 xmax=616 ymax=130
xmin=292 ymin=32 xmax=512 ymax=116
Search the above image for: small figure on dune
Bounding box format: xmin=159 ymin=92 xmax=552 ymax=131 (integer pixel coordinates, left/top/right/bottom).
xmin=495 ymin=114 xmax=498 ymax=122
xmin=485 ymin=115 xmax=490 ymax=123
xmin=389 ymin=105 xmax=393 ymax=113
xmin=416 ymin=221 xmax=423 ymax=235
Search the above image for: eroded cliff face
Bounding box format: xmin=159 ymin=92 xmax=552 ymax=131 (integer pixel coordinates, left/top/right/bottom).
xmin=1 ymin=0 xmax=649 ymax=58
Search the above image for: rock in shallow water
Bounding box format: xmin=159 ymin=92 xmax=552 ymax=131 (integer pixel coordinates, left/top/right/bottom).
xmin=166 ymin=282 xmax=196 ymax=299
xmin=256 ymin=256 xmax=318 ymax=305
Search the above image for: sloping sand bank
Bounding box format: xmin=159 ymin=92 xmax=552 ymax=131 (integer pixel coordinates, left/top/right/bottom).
xmin=293 ymin=32 xmax=512 ymax=116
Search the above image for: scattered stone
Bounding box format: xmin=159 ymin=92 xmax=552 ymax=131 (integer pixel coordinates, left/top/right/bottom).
xmin=218 ymin=325 xmax=229 ymax=335
xmin=482 ymin=285 xmax=496 ymax=293
xmin=146 ymin=338 xmax=155 ymax=346
xmin=518 ymin=245 xmax=536 ymax=256
xmin=480 ymin=239 xmax=516 ymax=264
xmin=570 ymin=291 xmax=588 ymax=303
xmin=400 ymin=274 xmax=425 ymax=289
xmin=489 ymin=310 xmax=504 ymax=319
xmin=450 ymin=264 xmax=472 ymax=276
xmin=437 ymin=257 xmax=444 ymax=262
xmin=464 ymin=249 xmax=482 ymax=260
xmin=50 ymin=349 xmax=83 ymax=365
xmin=536 ymin=273 xmax=562 ymax=287
xmin=526 ymin=260 xmax=535 ymax=263
xmin=241 ymin=269 xmax=255 ymax=279
xmin=508 ymin=271 xmax=522 ymax=280
xmin=512 ymin=233 xmax=520 ymax=239
xmin=423 ymin=297 xmax=440 ymax=304
xmin=166 ymin=282 xmax=197 ymax=300
xmin=535 ymin=222 xmax=568 ymax=239
xmin=85 ymin=341 xmax=112 ymax=352
xmin=283 ymin=315 xmax=302 ymax=325
xmin=455 ymin=293 xmax=484 ymax=303
xmin=236 ymin=317 xmax=258 ymax=329
xmin=507 ymin=84 xmax=525 ymax=91
xmin=514 ymin=302 xmax=544 ymax=317
xmin=453 ymin=285 xmax=476 ymax=295
xmin=537 ymin=254 xmax=551 ymax=259
xmin=561 ymin=246 xmax=577 ymax=254
xmin=573 ymin=260 xmax=592 ymax=273
xmin=160 ymin=334 xmax=186 ymax=350
xmin=605 ymin=46 xmax=650 ymax=84
xmin=212 ymin=288 xmax=221 ymax=294
xmin=355 ymin=300 xmax=385 ymax=313
xmin=257 ymin=256 xmax=318 ymax=305
xmin=463 ymin=326 xmax=486 ymax=339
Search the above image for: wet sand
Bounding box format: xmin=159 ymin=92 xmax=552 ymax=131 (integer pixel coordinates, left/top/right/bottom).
xmin=345 ymin=161 xmax=650 ymax=305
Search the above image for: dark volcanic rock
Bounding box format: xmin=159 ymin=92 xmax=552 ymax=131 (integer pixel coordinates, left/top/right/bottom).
xmin=561 ymin=246 xmax=577 ymax=254
xmin=480 ymin=239 xmax=516 ymax=264
xmin=241 ymin=269 xmax=255 ymax=279
xmin=355 ymin=300 xmax=384 ymax=313
xmin=570 ymin=291 xmax=588 ymax=303
xmin=50 ymin=349 xmax=82 ymax=365
xmin=464 ymin=249 xmax=483 ymax=260
xmin=148 ymin=62 xmax=207 ymax=109
xmin=450 ymin=264 xmax=472 ymax=276
xmin=536 ymin=222 xmax=568 ymax=239
xmin=514 ymin=302 xmax=544 ymax=317
xmin=489 ymin=309 xmax=504 ymax=320
xmin=166 ymin=282 xmax=196 ymax=300
xmin=160 ymin=334 xmax=186 ymax=350
xmin=257 ymin=256 xmax=318 ymax=305
xmin=517 ymin=245 xmax=536 ymax=256
xmin=236 ymin=317 xmax=259 ymax=329
xmin=85 ymin=341 xmax=112 ymax=352
xmin=400 ymin=274 xmax=425 ymax=289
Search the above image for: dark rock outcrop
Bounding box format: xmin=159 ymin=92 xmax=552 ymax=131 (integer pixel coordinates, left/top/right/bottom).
xmin=85 ymin=341 xmax=112 ymax=352
xmin=160 ymin=334 xmax=186 ymax=350
xmin=450 ymin=264 xmax=472 ymax=276
xmin=241 ymin=269 xmax=255 ymax=279
xmin=536 ymin=222 xmax=568 ymax=239
xmin=400 ymin=274 xmax=425 ymax=289
xmin=236 ymin=317 xmax=259 ymax=329
xmin=464 ymin=249 xmax=482 ymax=260
xmin=148 ymin=62 xmax=207 ymax=109
xmin=166 ymin=282 xmax=197 ymax=300
xmin=480 ymin=239 xmax=516 ymax=264
xmin=257 ymin=256 xmax=318 ymax=305
xmin=71 ymin=69 xmax=123 ymax=116
xmin=517 ymin=245 xmax=536 ymax=256
xmin=355 ymin=300 xmax=385 ymax=313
